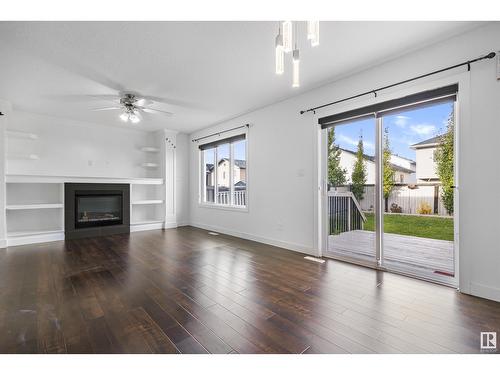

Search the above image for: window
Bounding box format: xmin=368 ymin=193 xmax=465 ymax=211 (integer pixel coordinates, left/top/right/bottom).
xmin=200 ymin=133 xmax=247 ymax=208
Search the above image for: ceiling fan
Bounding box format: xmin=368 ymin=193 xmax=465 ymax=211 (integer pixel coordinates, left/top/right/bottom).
xmin=91 ymin=92 xmax=174 ymax=124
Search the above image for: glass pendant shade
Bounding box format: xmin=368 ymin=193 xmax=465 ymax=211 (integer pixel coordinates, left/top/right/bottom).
xmin=282 ymin=21 xmax=293 ymax=53
xmin=292 ymin=48 xmax=300 ymax=88
xmin=275 ymin=33 xmax=284 ymax=75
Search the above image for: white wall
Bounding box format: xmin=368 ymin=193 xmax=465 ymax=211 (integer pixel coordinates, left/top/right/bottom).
xmin=415 ymin=147 xmax=438 ymax=181
xmin=6 ymin=111 xmax=161 ymax=179
xmin=189 ymin=22 xmax=500 ymax=301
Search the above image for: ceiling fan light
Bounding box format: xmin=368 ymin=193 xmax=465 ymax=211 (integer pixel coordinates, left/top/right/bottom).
xmin=119 ymin=112 xmax=129 ymax=122
xmin=130 ymin=114 xmax=141 ymax=124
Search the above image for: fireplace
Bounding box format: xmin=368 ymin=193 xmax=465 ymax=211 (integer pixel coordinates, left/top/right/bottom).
xmin=65 ymin=183 xmax=130 ymax=239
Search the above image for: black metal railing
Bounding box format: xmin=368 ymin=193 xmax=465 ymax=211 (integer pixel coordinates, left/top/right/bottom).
xmin=328 ymin=192 xmax=366 ymax=235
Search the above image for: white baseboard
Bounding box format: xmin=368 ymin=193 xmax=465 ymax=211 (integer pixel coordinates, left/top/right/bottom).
xmin=0 ymin=239 xmax=6 ymax=249
xmin=7 ymin=232 xmax=65 ymax=247
xmin=130 ymin=222 xmax=164 ymax=233
xmin=164 ymin=222 xmax=178 ymax=229
xmin=189 ymin=221 xmax=317 ymax=256
xmin=469 ymin=282 xmax=500 ymax=302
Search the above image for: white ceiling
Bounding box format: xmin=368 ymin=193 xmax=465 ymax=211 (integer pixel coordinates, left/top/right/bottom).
xmin=0 ymin=21 xmax=482 ymax=133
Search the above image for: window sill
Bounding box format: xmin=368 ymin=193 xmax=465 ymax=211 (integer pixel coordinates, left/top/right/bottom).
xmin=198 ymin=203 xmax=248 ymax=212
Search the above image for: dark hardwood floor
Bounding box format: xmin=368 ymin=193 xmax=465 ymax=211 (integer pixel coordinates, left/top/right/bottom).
xmin=0 ymin=226 xmax=499 ymax=354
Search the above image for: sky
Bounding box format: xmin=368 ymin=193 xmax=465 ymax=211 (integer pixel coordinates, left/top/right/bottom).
xmin=333 ymin=101 xmax=454 ymax=160
xmin=204 ymin=139 xmax=246 ymax=164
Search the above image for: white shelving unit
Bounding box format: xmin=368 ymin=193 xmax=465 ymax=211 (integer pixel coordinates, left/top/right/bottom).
xmin=6 ymin=203 xmax=64 ymax=210
xmin=130 ymin=182 xmax=165 ymax=232
xmin=1 ymin=130 xmax=173 ymax=246
xmin=141 ymin=162 xmax=159 ymax=168
xmin=131 ymin=200 xmax=164 ymax=205
xmin=140 ymin=146 xmax=160 ymax=153
xmin=5 ymin=182 xmax=64 ymax=245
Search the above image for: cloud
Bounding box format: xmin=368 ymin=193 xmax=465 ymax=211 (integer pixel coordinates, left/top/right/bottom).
xmin=409 ymin=123 xmax=437 ymax=136
xmin=338 ymin=134 xmax=375 ymax=152
xmin=393 ymin=115 xmax=410 ymax=128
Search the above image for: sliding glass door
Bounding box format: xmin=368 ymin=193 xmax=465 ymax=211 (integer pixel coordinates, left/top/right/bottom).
xmin=379 ymin=101 xmax=456 ymax=284
xmin=325 ymin=117 xmax=378 ymax=266
xmin=322 ymin=85 xmax=457 ymax=286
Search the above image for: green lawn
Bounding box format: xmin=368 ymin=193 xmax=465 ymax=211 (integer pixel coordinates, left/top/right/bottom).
xmin=363 ymin=213 xmax=454 ymax=241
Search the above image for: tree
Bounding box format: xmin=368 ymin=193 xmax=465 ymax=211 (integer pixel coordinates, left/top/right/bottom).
xmin=327 ymin=128 xmax=347 ymax=188
xmin=351 ymin=134 xmax=367 ymax=201
xmin=383 ymin=127 xmax=395 ymax=212
xmin=435 ymin=112 xmax=454 ymax=215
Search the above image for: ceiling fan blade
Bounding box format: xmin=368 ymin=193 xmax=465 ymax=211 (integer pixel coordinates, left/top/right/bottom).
xmin=141 ymin=95 xmax=199 ymax=109
xmin=90 ymin=106 xmax=122 ymax=111
xmin=134 ymin=98 xmax=154 ymax=107
xmin=139 ymin=107 xmax=174 ymax=116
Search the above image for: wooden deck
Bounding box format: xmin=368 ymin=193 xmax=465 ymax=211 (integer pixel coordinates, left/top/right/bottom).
xmin=327 ymin=230 xmax=454 ymax=283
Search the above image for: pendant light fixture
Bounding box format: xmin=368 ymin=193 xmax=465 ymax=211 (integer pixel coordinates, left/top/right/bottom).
xmin=282 ymin=21 xmax=293 ymax=53
xmin=274 ymin=21 xmax=320 ymax=87
xmin=275 ymin=24 xmax=284 ymax=75
xmin=292 ymin=22 xmax=300 ymax=88
xmin=307 ymin=21 xmax=320 ymax=47
xmin=292 ymin=48 xmax=300 ymax=88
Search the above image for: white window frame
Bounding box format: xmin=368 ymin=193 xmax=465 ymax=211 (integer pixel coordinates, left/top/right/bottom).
xmin=198 ymin=131 xmax=248 ymax=211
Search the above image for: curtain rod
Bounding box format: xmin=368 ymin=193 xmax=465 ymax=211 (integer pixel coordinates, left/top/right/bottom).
xmin=191 ymin=123 xmax=249 ymax=143
xmin=299 ymin=51 xmax=496 ymax=115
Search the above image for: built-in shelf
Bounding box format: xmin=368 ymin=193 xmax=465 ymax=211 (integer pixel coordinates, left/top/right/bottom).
xmin=6 ymin=130 xmax=38 ymax=140
xmin=140 ymin=146 xmax=160 ymax=153
xmin=6 ymin=203 xmax=64 ymax=210
xmin=131 ymin=200 xmax=164 ymax=205
xmin=141 ymin=162 xmax=159 ymax=168
xmin=131 ymin=219 xmax=164 ymax=226
xmin=6 ymin=174 xmax=164 ymax=185
xmin=7 ymin=153 xmax=40 ymax=160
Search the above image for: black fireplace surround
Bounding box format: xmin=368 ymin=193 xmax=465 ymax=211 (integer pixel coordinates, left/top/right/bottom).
xmin=65 ymin=183 xmax=130 ymax=239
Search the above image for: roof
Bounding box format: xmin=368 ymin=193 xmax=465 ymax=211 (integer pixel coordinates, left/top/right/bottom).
xmin=339 ymin=147 xmax=415 ymax=174
xmin=410 ymin=135 xmax=441 ymax=149
xmin=205 ymin=159 xmax=246 ymax=172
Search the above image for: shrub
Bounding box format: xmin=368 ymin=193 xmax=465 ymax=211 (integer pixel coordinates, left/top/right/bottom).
xmin=390 ymin=203 xmax=402 ymax=213
xmin=417 ymin=202 xmax=432 ymax=215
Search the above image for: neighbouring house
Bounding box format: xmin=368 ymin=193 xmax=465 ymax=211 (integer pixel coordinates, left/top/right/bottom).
xmin=410 ymin=135 xmax=441 ymax=182
xmin=206 ymin=158 xmax=247 ymax=188
xmin=338 ymin=148 xmax=416 ymax=185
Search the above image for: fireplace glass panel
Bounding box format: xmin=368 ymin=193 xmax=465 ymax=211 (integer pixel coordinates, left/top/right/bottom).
xmin=75 ymin=194 xmax=123 ymax=228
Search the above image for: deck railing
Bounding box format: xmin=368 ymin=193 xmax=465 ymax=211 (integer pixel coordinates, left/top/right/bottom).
xmin=328 ymin=191 xmax=366 ymax=235
xmin=208 ymin=189 xmax=247 ymax=206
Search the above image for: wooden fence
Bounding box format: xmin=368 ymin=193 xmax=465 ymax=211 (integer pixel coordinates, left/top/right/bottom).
xmin=332 ymin=184 xmax=450 ymax=216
